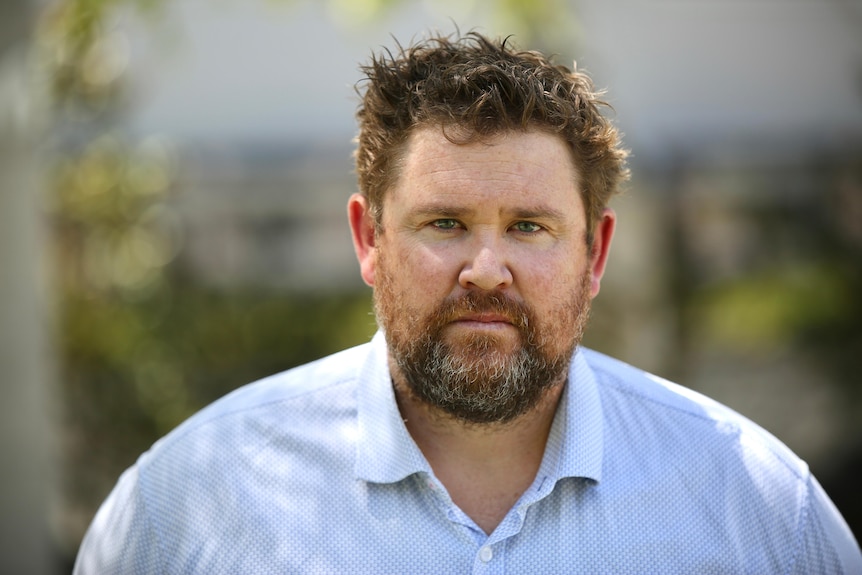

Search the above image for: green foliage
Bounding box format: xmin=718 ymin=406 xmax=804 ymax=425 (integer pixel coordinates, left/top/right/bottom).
xmin=693 ymin=262 xmax=856 ymax=351
xmin=40 ymin=0 xmax=161 ymax=108
xmin=678 ymin=160 xmax=862 ymax=394
xmin=61 ymin=286 xmax=375 ymax=444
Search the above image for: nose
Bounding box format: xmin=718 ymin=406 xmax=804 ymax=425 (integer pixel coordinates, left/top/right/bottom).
xmin=458 ymin=240 xmax=513 ymax=291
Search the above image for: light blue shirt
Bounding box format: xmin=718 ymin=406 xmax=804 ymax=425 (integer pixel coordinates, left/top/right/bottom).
xmin=74 ymin=332 xmax=861 ymax=574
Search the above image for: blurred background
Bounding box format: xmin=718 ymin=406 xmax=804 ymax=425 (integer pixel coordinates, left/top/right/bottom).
xmin=1 ymin=0 xmax=860 ymax=572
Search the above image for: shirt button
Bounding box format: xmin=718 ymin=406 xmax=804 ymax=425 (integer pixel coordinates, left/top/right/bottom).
xmin=479 ymin=546 xmax=493 ymax=563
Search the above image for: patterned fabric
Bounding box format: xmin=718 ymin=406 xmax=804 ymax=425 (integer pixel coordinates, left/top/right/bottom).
xmin=74 ymin=332 xmax=861 ymax=574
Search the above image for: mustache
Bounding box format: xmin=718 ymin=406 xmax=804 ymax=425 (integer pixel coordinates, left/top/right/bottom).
xmin=435 ymin=291 xmax=532 ymax=330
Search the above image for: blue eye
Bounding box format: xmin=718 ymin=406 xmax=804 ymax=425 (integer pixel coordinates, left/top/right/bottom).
xmin=513 ymin=221 xmax=542 ymax=233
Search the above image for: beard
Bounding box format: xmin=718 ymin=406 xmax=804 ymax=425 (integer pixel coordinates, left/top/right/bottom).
xmin=374 ymin=252 xmax=593 ymax=425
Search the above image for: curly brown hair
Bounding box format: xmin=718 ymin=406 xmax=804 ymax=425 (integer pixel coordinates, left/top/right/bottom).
xmin=354 ymin=31 xmax=629 ymax=242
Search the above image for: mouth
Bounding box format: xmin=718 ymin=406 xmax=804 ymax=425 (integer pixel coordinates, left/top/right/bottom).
xmin=436 ymin=291 xmax=528 ymax=335
xmin=450 ymin=313 xmax=515 ymax=330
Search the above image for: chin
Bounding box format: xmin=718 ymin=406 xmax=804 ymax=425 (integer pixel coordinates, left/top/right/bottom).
xmin=446 ymin=328 xmax=521 ymax=356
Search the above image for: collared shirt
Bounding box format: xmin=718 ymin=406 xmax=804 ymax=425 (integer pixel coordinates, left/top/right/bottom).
xmin=74 ymin=332 xmax=861 ymax=574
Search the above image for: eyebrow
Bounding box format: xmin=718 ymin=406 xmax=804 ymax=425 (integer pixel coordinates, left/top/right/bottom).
xmin=409 ymin=205 xmax=470 ymax=219
xmin=509 ymin=206 xmax=568 ymax=222
xmin=409 ymin=204 xmax=568 ymax=222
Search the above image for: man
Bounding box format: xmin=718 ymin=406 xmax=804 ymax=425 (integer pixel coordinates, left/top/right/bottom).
xmin=75 ymin=32 xmax=861 ymax=573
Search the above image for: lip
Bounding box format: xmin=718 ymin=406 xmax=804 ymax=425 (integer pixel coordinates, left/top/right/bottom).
xmin=450 ymin=313 xmax=514 ymax=329
xmin=455 ymin=313 xmax=512 ymax=323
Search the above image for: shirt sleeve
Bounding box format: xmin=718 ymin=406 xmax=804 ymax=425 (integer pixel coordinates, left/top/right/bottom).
xmin=790 ymin=474 xmax=862 ymax=574
xmin=73 ymin=465 xmax=164 ymax=575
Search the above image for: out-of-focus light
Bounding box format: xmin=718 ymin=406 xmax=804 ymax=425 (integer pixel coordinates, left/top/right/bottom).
xmin=81 ymin=31 xmax=129 ymax=90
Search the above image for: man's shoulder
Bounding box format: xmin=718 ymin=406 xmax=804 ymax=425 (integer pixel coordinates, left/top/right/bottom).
xmin=570 ymin=349 xmax=861 ymax=573
xmin=579 ymin=347 xmax=742 ymax=420
xmin=579 ymin=347 xmax=809 ymax=481
xmin=139 ymin=340 xmax=373 ymax=469
xmin=193 ymin=341 xmax=368 ymax=418
xmin=75 ymin=341 xmax=379 ymax=573
xmin=205 ymin=340 xmax=371 ymax=414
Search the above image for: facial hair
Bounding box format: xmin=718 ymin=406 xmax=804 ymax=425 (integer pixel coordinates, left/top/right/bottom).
xmin=374 ymin=251 xmax=593 ymax=425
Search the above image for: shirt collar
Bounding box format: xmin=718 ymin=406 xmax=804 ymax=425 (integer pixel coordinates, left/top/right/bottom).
xmin=542 ymin=348 xmax=604 ymax=484
xmin=355 ymin=331 xmax=430 ymax=483
xmin=354 ymin=333 xmax=604 ymax=484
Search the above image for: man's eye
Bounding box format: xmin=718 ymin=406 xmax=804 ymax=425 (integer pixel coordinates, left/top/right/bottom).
xmin=513 ymin=221 xmax=542 ymax=233
xmin=432 ymin=219 xmax=460 ymax=230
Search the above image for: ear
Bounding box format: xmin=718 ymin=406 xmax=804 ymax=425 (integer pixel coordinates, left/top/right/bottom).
xmin=588 ymin=208 xmax=616 ymax=298
xmin=347 ymin=193 xmax=378 ymax=286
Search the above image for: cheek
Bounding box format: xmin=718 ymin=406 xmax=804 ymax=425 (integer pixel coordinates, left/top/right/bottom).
xmin=401 ymin=242 xmax=460 ymax=284
xmin=515 ymin=247 xmax=585 ymax=289
xmin=378 ymin=241 xmax=456 ymax=309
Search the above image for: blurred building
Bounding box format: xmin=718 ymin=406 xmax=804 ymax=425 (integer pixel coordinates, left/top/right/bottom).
xmin=173 ymin=141 xmax=361 ymax=291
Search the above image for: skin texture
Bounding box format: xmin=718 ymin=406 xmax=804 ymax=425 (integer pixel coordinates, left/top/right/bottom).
xmin=348 ymin=126 xmax=616 ymax=533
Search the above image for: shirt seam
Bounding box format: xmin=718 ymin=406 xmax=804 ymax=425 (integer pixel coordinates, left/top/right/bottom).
xmin=597 ymin=374 xmax=732 ymax=425
xmin=160 ymin=373 xmax=358 ymax=448
xmin=135 ymin=469 xmax=170 ymax=574
xmin=596 ymin=374 xmax=807 ymax=482
xmin=784 ymin=470 xmax=813 ymax=575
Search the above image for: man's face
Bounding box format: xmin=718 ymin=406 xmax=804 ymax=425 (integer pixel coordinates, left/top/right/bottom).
xmin=352 ymin=127 xmax=613 ymax=424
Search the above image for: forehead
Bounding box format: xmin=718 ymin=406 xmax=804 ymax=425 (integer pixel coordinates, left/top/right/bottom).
xmin=387 ymin=126 xmax=584 ymax=216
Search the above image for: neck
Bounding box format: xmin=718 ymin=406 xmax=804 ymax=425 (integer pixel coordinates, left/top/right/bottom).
xmin=390 ymin=357 xmax=565 ymax=534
